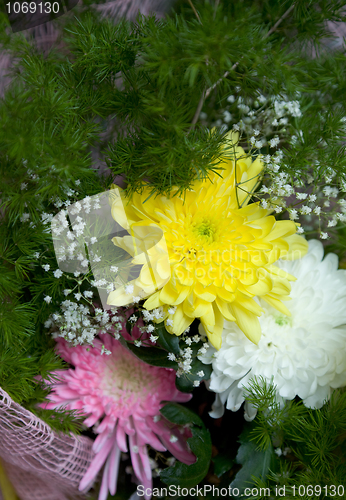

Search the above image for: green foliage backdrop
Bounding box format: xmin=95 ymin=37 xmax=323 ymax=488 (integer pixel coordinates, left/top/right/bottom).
xmin=0 ymin=0 xmax=346 ymax=497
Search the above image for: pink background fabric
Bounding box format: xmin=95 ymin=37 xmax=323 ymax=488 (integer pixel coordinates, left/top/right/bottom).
xmin=0 ymin=387 xmax=94 ymax=500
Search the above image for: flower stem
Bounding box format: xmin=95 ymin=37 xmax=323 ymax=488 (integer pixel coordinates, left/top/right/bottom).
xmin=187 ymin=0 xmax=202 ymax=24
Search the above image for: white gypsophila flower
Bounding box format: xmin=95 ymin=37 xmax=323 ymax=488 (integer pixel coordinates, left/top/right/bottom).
xmin=296 ymin=192 xmax=308 ymax=200
xmin=20 ymin=213 xmax=30 ymax=222
xmin=300 ymin=205 xmax=312 ymax=215
xmin=125 ymin=284 xmax=134 ymax=295
xmin=269 ymin=137 xmax=280 ymax=148
xmin=198 ymin=240 xmax=346 ymax=421
xmin=223 ymin=110 xmax=232 ymax=123
xmin=53 ymin=269 xmax=63 ymax=278
xmin=289 ymin=209 xmax=298 ymax=220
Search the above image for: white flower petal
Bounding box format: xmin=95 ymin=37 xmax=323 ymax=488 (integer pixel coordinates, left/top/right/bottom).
xmin=199 ymin=240 xmax=346 ymax=419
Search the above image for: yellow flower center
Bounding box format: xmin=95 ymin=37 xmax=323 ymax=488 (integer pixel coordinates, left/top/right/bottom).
xmin=192 ymin=218 xmax=216 ymax=243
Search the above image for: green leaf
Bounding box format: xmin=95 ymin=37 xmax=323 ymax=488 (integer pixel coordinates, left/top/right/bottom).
xmin=155 ymin=321 xmax=180 ymax=355
xmin=175 ymin=356 xmax=212 ymax=393
xmin=229 ymin=424 xmax=276 ymax=493
xmin=125 ymin=342 xmax=178 ymax=369
xmin=160 ymin=402 xmax=212 ymax=487
xmin=213 ymin=453 xmax=235 ymax=478
xmin=125 ymin=319 xmax=133 ymax=335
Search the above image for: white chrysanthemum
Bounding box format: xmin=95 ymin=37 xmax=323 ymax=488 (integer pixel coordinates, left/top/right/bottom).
xmin=199 ymin=240 xmax=346 ymax=420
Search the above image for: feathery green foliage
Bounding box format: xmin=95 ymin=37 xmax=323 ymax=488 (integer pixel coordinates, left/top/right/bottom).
xmin=0 ymin=0 xmax=346 ymax=492
xmin=237 ymin=379 xmax=346 ymax=498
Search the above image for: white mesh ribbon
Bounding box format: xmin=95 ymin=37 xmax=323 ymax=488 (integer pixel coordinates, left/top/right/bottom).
xmin=0 ymin=388 xmax=94 ymax=500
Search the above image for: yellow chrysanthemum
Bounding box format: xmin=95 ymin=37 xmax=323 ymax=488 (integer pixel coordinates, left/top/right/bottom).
xmin=108 ymin=132 xmax=308 ymax=349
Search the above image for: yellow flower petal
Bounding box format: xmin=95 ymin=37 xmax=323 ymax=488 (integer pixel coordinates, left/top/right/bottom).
xmin=183 ymin=293 xmax=211 ymax=318
xmin=261 ymin=295 xmax=291 ymax=316
xmin=236 ymin=293 xmax=264 ymax=316
xmin=263 ymin=220 xmax=297 ymax=242
xmin=215 ymin=297 xmax=236 ymax=322
xmin=280 ymin=234 xmax=309 ymax=260
xmin=166 ymin=304 xmax=193 ymax=335
xmin=229 ymin=303 xmax=262 ymax=344
xmin=107 ymin=287 xmax=133 ymax=307
xmin=143 ymin=291 xmax=162 ymax=310
xmin=159 ymin=280 xmax=181 ymax=304
xmin=201 ymin=303 xmax=224 ymax=349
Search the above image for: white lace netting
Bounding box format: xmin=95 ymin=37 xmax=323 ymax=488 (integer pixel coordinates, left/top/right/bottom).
xmin=0 ymin=387 xmax=94 ymax=500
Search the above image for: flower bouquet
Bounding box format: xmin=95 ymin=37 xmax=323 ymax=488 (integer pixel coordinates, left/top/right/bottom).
xmin=1 ymin=1 xmax=346 ymax=499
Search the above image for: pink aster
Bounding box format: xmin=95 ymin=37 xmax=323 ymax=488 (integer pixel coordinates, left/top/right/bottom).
xmin=43 ymin=334 xmax=195 ymax=500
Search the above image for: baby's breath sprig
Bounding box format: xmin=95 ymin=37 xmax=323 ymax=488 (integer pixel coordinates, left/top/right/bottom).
xmin=207 ymin=88 xmax=346 ymax=242
xmin=45 ymin=302 xmax=126 ymax=349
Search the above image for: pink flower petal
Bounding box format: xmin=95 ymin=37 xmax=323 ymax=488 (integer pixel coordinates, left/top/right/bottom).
xmin=107 ymin=443 xmax=121 ymax=495
xmin=115 ymin=424 xmax=128 ymax=452
xmin=98 ymin=452 xmax=111 ymax=500
xmin=79 ymin=433 xmax=116 ymax=492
